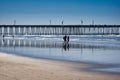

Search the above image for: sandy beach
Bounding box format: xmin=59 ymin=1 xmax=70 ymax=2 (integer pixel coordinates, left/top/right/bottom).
xmin=0 ymin=52 xmax=120 ymax=80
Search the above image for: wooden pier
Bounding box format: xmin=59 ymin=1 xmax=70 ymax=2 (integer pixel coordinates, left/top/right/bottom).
xmin=0 ymin=25 xmax=120 ymax=36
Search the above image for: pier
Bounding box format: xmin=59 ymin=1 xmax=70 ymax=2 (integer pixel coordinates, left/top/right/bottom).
xmin=0 ymin=25 xmax=120 ymax=36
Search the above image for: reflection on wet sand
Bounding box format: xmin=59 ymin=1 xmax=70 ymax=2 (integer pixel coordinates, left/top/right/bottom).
xmin=63 ymin=42 xmax=69 ymax=51
xmin=0 ymin=39 xmax=120 ymax=51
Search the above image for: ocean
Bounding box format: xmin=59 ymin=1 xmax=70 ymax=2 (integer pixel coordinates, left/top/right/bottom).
xmin=0 ymin=35 xmax=120 ymax=73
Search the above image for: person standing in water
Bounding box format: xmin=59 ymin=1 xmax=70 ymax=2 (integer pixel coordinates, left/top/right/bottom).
xmin=63 ymin=35 xmax=67 ymax=42
xmin=67 ymin=36 xmax=69 ymax=42
xmin=63 ymin=35 xmax=69 ymax=42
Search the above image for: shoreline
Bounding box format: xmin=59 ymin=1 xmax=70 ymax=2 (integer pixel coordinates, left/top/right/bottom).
xmin=0 ymin=52 xmax=120 ymax=80
xmin=1 ymin=51 xmax=120 ymax=74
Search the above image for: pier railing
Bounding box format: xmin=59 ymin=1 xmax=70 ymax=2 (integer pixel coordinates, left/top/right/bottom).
xmin=0 ymin=25 xmax=120 ymax=36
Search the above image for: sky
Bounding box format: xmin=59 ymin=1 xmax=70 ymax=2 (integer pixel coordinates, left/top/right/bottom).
xmin=0 ymin=0 xmax=120 ymax=25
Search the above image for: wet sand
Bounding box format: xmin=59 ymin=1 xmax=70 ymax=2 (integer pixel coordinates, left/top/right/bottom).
xmin=0 ymin=52 xmax=120 ymax=80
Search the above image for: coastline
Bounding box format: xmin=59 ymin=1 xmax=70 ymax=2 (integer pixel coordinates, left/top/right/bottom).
xmin=0 ymin=52 xmax=120 ymax=80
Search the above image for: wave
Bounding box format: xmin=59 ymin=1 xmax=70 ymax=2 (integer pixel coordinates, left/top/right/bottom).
xmin=1 ymin=35 xmax=120 ymax=46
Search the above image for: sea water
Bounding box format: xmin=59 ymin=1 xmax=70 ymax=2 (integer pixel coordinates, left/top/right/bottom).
xmin=0 ymin=35 xmax=120 ymax=73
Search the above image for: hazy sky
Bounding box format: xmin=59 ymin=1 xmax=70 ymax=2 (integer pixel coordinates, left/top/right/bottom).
xmin=0 ymin=0 xmax=120 ymax=25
